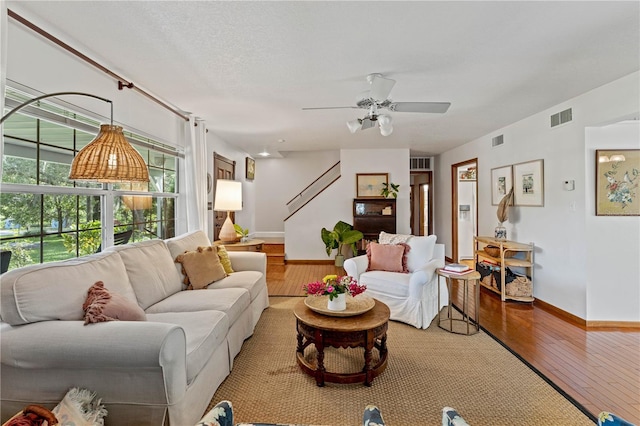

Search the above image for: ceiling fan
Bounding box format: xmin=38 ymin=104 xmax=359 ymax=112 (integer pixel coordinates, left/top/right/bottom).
xmin=303 ymin=73 xmax=451 ymax=136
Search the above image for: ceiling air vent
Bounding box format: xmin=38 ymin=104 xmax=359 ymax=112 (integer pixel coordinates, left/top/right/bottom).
xmin=410 ymin=157 xmax=433 ymax=170
xmin=492 ymin=134 xmax=504 ymax=147
xmin=551 ymin=108 xmax=573 ymax=127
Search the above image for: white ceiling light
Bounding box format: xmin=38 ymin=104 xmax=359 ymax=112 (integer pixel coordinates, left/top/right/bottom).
xmin=378 ymin=114 xmax=393 ymax=136
xmin=347 ymin=119 xmax=361 ymax=133
xmin=258 ymin=147 xmax=271 ymax=157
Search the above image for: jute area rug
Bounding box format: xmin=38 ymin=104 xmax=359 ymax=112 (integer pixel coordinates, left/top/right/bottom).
xmin=208 ymin=297 xmax=593 ymax=425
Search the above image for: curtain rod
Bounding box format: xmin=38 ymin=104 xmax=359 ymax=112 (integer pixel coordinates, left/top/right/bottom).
xmin=7 ymin=9 xmax=190 ymax=122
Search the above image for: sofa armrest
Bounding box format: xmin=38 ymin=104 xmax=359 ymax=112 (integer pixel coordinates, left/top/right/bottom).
xmin=408 ymin=257 xmax=445 ymax=299
xmin=1 ymin=320 xmax=187 ymax=402
xmin=343 ymin=255 xmax=369 ymax=281
xmin=228 ymin=251 xmax=266 ymax=275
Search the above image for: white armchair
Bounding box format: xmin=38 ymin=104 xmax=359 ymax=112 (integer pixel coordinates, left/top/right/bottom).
xmin=344 ymin=233 xmax=446 ymax=329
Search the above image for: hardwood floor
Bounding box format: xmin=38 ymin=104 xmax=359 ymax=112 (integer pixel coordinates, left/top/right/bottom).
xmin=266 ymin=263 xmax=640 ymax=424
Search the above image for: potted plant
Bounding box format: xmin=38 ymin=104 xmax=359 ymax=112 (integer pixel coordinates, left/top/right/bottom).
xmin=381 ymin=182 xmax=400 ymax=198
xmin=233 ymin=224 xmax=249 ymax=242
xmin=321 ymin=221 xmax=364 ymax=267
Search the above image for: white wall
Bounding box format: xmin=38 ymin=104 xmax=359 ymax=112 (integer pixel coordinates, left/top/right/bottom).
xmin=585 ymin=122 xmax=640 ymax=322
xmin=435 ymin=71 xmax=639 ymax=321
xmin=206 ymin=132 xmax=256 ymax=242
xmin=5 ymin=14 xmax=182 ymax=145
xmin=254 ymin=150 xmax=340 ymax=235
xmin=284 ymin=148 xmax=409 ymax=260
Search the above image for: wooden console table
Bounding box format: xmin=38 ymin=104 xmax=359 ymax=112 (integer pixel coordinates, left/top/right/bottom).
xmin=293 ymin=298 xmax=390 ymax=387
xmin=214 ymin=239 xmax=264 ymax=252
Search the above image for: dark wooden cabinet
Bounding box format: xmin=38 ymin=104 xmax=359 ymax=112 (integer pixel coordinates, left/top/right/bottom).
xmin=353 ymin=198 xmax=396 ymax=252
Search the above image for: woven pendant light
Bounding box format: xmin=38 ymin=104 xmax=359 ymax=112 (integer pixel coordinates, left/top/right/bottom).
xmin=69 ymin=124 xmax=149 ymax=182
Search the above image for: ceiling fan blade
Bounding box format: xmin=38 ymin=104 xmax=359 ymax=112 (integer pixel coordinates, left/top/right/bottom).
xmin=390 ymin=102 xmax=451 ymax=113
xmin=302 ymin=106 xmax=358 ymax=110
xmin=360 ymin=117 xmax=376 ymax=130
xmin=369 ymin=75 xmax=396 ymax=102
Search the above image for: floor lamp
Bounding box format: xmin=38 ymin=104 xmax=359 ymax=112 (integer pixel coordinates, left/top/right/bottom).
xmin=214 ymin=179 xmax=242 ymax=243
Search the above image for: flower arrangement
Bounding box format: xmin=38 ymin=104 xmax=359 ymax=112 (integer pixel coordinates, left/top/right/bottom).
xmin=303 ymin=275 xmax=367 ymax=301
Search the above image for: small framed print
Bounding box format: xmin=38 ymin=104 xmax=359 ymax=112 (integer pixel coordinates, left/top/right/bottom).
xmin=246 ymin=157 xmax=255 ymax=180
xmin=513 ymin=159 xmax=544 ymax=206
xmin=596 ymin=149 xmax=640 ymax=216
xmin=459 ymin=168 xmax=476 ymax=181
xmin=356 ymin=173 xmax=388 ymax=198
xmin=491 ymin=165 xmax=512 ymax=205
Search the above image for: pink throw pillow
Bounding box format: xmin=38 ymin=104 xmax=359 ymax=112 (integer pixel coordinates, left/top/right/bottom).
xmin=83 ymin=281 xmax=146 ymax=325
xmin=366 ymin=242 xmax=410 ymax=273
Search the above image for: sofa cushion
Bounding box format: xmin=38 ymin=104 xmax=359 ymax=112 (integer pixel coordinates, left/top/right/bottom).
xmin=0 ymin=251 xmax=135 ymax=325
xmin=216 ymin=246 xmax=235 ymax=274
xmin=378 ymin=232 xmax=437 ymax=272
xmin=146 ymin=310 xmax=228 ymax=384
xmin=406 ymin=235 xmax=437 ymax=272
xmin=83 ymin=281 xmax=147 ymax=324
xmin=359 ymin=270 xmax=412 ymax=298
xmin=211 ymin=271 xmax=265 ymax=302
xmin=175 ymin=246 xmax=227 ymax=290
xmin=165 ymin=230 xmax=212 ymax=285
xmin=109 ymin=240 xmax=183 ymax=310
xmin=145 ymin=287 xmax=250 ymax=326
xmin=366 ymin=242 xmax=409 ymax=273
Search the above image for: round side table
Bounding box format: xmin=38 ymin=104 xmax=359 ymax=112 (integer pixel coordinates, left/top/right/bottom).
xmin=437 ymin=268 xmax=482 ymax=335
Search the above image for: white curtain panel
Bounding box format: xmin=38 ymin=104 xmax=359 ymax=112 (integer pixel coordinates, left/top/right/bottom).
xmin=0 ymin=3 xmax=7 ymax=180
xmin=182 ymin=115 xmax=208 ymax=235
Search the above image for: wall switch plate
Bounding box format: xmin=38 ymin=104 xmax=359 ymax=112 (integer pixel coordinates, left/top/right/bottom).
xmin=563 ymin=180 xmax=575 ymax=191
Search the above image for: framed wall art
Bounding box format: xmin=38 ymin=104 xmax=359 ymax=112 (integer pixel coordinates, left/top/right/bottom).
xmin=596 ymin=149 xmax=640 ymax=216
xmin=459 ymin=168 xmax=477 ymax=181
xmin=246 ymin=157 xmax=255 ymax=180
xmin=490 ymin=165 xmax=513 ymax=205
xmin=356 ymin=173 xmax=388 ymax=198
xmin=513 ymin=159 xmax=544 ymax=206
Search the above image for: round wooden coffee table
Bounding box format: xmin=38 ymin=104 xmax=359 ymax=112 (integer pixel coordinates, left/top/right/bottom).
xmin=293 ymin=298 xmax=390 ymax=387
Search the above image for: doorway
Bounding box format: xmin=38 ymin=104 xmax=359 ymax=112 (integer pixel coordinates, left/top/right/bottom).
xmin=451 ymin=159 xmax=478 ymax=263
xmin=213 ymin=153 xmax=235 ymax=242
xmin=410 ymin=171 xmax=433 ymax=236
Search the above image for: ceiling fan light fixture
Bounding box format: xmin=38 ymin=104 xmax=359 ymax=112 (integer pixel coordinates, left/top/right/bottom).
xmin=380 ymin=125 xmax=393 ymax=136
xmin=347 ymin=119 xmax=361 ymax=133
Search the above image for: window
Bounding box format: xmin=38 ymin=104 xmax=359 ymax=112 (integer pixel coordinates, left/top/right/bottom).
xmin=1 ymin=87 xmax=181 ymax=270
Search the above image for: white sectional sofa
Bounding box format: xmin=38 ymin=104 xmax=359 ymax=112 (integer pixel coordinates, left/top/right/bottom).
xmin=0 ymin=230 xmax=269 ymax=426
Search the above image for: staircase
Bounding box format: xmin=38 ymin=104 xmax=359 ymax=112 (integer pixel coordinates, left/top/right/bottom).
xmin=262 ymin=238 xmax=285 ymax=271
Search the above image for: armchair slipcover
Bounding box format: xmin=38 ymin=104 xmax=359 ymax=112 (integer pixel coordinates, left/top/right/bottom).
xmin=344 ymin=233 xmax=446 ymax=329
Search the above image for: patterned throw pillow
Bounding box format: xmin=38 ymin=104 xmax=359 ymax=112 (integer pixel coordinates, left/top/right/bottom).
xmin=82 ymin=281 xmax=146 ymax=325
xmin=175 ymin=246 xmax=227 ymax=290
xmin=442 ymin=407 xmax=471 ymax=426
xmin=216 ymin=245 xmax=235 ymax=274
xmin=363 ymin=405 xmax=385 ymax=426
xmin=196 ymin=400 xmax=234 ymax=426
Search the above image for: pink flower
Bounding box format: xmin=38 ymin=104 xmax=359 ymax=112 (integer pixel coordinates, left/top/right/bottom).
xmin=303 ymin=275 xmax=366 ymax=298
xmin=326 ymin=285 xmax=335 ymax=293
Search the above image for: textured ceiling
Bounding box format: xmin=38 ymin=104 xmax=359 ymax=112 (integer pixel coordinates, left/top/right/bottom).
xmin=6 ymin=1 xmax=640 ymax=157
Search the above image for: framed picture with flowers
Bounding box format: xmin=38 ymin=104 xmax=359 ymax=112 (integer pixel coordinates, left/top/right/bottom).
xmin=596 ymin=149 xmax=639 ymax=216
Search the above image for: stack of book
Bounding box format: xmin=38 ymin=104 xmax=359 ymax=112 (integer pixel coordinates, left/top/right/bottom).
xmin=442 ymin=263 xmax=472 ymax=274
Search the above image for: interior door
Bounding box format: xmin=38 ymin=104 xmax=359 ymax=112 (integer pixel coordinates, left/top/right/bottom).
xmin=451 ymin=159 xmax=478 ymax=263
xmin=213 ymin=153 xmax=235 ymax=241
xmin=410 ymin=171 xmax=433 ymax=236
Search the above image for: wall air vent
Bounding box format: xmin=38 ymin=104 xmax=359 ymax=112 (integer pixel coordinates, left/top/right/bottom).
xmin=551 ymin=108 xmax=573 ymax=127
xmin=410 ymin=157 xmax=433 ymax=171
xmin=492 ymin=134 xmax=504 ymax=147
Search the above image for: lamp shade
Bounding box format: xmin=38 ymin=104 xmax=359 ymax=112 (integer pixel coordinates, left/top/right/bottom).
xmin=214 ymin=180 xmax=243 ymax=211
xmin=347 ymin=119 xmax=361 ymax=133
xmin=69 ymin=124 xmax=149 ymax=182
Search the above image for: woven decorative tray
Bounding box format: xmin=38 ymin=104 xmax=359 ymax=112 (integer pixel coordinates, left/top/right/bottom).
xmin=304 ymin=295 xmax=375 ymax=317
